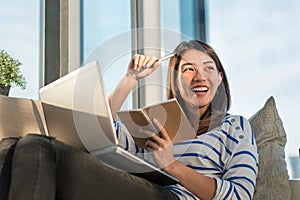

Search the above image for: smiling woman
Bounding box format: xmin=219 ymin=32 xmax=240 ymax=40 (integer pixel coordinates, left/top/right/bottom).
xmin=167 ymin=40 xmax=231 ymax=135
xmin=177 ymin=49 xmax=222 ymax=110
xmin=109 ymin=40 xmax=258 ymax=200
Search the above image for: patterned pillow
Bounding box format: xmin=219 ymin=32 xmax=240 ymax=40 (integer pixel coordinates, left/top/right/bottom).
xmin=249 ymin=96 xmax=291 ymax=200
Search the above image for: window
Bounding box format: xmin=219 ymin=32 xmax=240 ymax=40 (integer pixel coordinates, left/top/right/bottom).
xmin=81 ymin=0 xmax=206 ymax=108
xmin=160 ymin=0 xmax=206 ymax=100
xmin=0 ymin=0 xmax=40 ymax=99
xmin=207 ymin=0 xmax=300 ymax=178
xmin=81 ymin=0 xmax=131 ymax=101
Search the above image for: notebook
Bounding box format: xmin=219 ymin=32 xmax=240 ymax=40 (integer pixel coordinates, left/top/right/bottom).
xmin=39 ymin=61 xmax=178 ymax=186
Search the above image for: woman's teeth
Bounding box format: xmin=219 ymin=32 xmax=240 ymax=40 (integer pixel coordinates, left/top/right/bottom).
xmin=193 ymin=87 xmax=208 ymax=92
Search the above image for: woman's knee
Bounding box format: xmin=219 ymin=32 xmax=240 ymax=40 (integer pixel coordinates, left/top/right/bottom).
xmin=12 ymin=134 xmax=57 ymax=169
xmin=8 ymin=134 xmax=57 ymax=199
xmin=17 ymin=134 xmax=55 ymax=148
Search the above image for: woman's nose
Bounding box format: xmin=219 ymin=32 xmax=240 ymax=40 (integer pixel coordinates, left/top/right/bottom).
xmin=192 ymin=69 xmax=206 ymax=81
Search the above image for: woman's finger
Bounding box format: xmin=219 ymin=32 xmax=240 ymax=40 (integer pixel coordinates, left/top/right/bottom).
xmin=144 ymin=56 xmax=158 ymax=68
xmin=139 ymin=128 xmax=163 ymax=147
xmin=136 ymin=55 xmax=146 ymax=71
xmin=131 ymin=54 xmax=140 ymax=70
xmin=142 ymin=56 xmax=151 ymax=67
xmin=145 ymin=139 xmax=160 ymax=151
xmin=152 ymin=119 xmax=170 ymax=141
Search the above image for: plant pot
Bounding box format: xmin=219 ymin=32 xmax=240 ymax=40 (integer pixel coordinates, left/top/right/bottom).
xmin=0 ymin=84 xmax=11 ymax=96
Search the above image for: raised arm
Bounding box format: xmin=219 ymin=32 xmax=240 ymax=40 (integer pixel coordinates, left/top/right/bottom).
xmin=108 ymin=54 xmax=161 ymax=120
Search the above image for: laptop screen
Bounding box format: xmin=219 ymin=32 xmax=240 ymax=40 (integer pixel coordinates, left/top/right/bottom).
xmin=39 ymin=61 xmax=118 ymax=152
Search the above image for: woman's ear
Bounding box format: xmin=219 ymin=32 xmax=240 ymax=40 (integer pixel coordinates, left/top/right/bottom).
xmin=218 ymin=72 xmax=223 ymax=86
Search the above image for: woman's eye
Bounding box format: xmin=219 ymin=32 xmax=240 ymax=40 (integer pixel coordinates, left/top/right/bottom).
xmin=186 ymin=67 xmax=194 ymax=71
xmin=206 ymin=66 xmax=216 ymax=71
xmin=182 ymin=65 xmax=195 ymax=72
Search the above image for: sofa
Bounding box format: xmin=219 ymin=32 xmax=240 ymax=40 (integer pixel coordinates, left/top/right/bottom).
xmin=0 ymin=95 xmax=299 ymax=199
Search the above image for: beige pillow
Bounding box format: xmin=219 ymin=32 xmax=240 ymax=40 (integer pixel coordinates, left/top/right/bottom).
xmin=0 ymin=95 xmax=47 ymax=140
xmin=249 ymin=96 xmax=291 ymax=200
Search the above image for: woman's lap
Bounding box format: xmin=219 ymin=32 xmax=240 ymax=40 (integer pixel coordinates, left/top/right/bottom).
xmin=1 ymin=134 xmax=178 ymax=200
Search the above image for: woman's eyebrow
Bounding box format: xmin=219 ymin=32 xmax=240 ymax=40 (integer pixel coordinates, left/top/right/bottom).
xmin=180 ymin=60 xmax=215 ymax=67
xmin=202 ymin=60 xmax=215 ymax=65
xmin=181 ymin=62 xmax=195 ymax=66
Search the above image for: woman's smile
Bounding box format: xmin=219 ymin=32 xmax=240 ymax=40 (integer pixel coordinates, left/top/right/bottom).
xmin=192 ymin=85 xmax=209 ymax=95
xmin=178 ymin=49 xmax=222 ymax=109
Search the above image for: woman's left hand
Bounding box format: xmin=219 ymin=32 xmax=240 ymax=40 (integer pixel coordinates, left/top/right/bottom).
xmin=143 ymin=119 xmax=175 ymax=169
xmin=142 ymin=120 xmax=217 ymax=200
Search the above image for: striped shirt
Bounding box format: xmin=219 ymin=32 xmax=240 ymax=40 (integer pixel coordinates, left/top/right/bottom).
xmin=115 ymin=114 xmax=258 ymax=200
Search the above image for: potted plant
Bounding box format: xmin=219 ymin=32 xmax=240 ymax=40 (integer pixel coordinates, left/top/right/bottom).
xmin=0 ymin=49 xmax=27 ymax=96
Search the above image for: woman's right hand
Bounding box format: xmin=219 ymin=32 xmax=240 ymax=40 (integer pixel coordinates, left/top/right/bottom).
xmin=126 ymin=54 xmax=162 ymax=80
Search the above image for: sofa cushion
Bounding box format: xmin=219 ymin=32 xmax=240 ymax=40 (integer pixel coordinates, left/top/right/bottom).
xmin=249 ymin=96 xmax=291 ymax=200
xmin=0 ymin=96 xmax=47 ymax=140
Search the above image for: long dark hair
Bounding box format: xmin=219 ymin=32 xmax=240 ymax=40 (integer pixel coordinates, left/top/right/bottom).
xmin=167 ymin=40 xmax=231 ymax=134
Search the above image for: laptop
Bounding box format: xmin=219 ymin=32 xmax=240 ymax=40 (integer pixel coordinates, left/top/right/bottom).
xmin=39 ymin=61 xmax=178 ymax=186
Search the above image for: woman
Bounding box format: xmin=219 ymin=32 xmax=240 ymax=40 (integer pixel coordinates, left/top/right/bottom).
xmin=1 ymin=40 xmax=257 ymax=200
xmin=109 ymin=40 xmax=258 ymax=199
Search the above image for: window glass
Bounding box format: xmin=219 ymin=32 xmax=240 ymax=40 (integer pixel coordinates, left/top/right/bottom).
xmin=207 ymin=0 xmax=300 ymax=178
xmin=160 ymin=0 xmax=195 ymax=100
xmin=82 ymin=0 xmax=131 ymax=107
xmin=161 ymin=0 xmax=181 ymax=34
xmin=161 ymin=0 xmax=201 ymax=39
xmin=82 ymin=0 xmax=131 ymax=58
xmin=0 ymin=0 xmax=40 ymax=99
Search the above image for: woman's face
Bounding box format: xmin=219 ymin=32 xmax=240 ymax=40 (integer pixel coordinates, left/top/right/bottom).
xmin=177 ymin=49 xmax=223 ymax=109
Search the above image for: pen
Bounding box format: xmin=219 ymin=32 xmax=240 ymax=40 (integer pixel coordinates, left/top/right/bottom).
xmin=147 ymin=53 xmax=175 ymax=68
xmin=158 ymin=53 xmax=175 ymax=62
xmin=146 ymin=53 xmax=175 ymax=68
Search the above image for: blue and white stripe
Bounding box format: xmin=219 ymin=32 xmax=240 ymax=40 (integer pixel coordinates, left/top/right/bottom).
xmin=115 ymin=114 xmax=258 ymax=200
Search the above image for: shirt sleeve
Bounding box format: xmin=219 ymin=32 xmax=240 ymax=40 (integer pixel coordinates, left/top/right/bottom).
xmin=213 ymin=116 xmax=258 ymax=200
xmin=114 ymin=119 xmax=139 ymax=152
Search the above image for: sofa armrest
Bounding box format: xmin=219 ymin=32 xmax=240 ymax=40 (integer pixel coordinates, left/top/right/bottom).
xmin=290 ymin=179 xmax=300 ymax=200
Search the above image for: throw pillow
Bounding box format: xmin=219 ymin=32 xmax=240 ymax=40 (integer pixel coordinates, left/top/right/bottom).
xmin=249 ymin=96 xmax=291 ymax=200
xmin=0 ymin=96 xmax=47 ymax=140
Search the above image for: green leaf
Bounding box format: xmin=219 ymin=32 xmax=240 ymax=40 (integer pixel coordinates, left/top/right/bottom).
xmin=0 ymin=49 xmax=27 ymax=89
